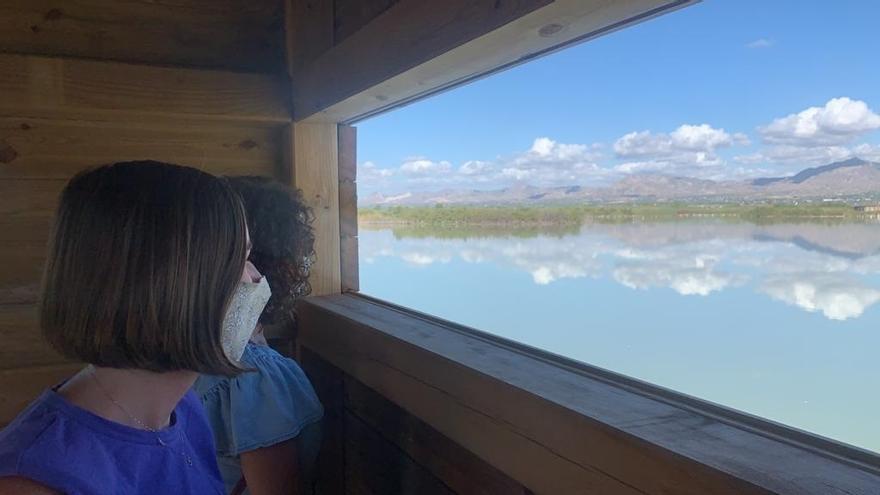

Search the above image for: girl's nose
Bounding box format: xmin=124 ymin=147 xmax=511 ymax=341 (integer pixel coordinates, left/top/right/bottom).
xmin=242 ymin=260 xmax=263 ymax=283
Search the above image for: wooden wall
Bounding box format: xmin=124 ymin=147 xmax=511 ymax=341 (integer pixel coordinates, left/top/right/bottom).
xmin=301 ymin=348 xmax=532 ymax=495
xmin=0 ymin=0 xmax=291 ymax=426
xmin=0 ymin=0 xmax=285 ymax=72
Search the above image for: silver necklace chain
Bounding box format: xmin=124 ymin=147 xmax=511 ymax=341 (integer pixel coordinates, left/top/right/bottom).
xmin=88 ymin=366 xmax=194 ymax=466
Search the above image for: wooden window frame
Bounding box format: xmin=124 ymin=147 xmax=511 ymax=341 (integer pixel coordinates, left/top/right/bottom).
xmin=286 ymin=0 xmax=880 ymax=492
xmin=298 ymin=294 xmax=880 ymax=494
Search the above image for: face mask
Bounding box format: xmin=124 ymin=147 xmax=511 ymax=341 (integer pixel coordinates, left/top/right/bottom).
xmin=221 ymin=277 xmax=271 ymax=363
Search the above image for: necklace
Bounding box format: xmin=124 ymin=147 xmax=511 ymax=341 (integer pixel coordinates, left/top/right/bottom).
xmin=88 ymin=366 xmax=194 ymax=467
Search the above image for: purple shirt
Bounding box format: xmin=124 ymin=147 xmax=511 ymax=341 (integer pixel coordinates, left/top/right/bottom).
xmin=0 ymin=388 xmax=224 ymax=494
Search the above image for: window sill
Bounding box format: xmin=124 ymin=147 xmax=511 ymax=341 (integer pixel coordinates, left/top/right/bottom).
xmin=297 ymin=293 xmax=880 ymax=494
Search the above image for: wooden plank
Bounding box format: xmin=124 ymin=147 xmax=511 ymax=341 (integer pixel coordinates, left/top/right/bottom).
xmin=0 ymin=117 xmax=284 ymax=180
xmin=0 ymin=241 xmax=46 ymax=305
xmin=298 ymin=295 xmax=880 ymax=495
xmin=338 ymin=124 xmax=358 ymax=292
xmin=300 ymin=302 xmax=646 ymax=495
xmin=0 ymin=304 xmax=69 ymax=370
xmin=344 ymin=376 xmax=531 ymax=495
xmin=0 ymin=54 xmax=290 ymax=124
xmin=299 ymin=347 xmax=346 ymax=495
xmin=291 ymin=123 xmax=340 ymax=295
xmin=292 ymin=0 xmax=550 ymax=120
xmin=286 ymin=0 xmax=334 ymax=77
xmin=0 ymin=0 xmax=285 ymax=72
xmin=296 ymin=0 xmax=695 ymax=122
xmin=0 ymin=114 xmax=286 ymax=315
xmin=344 ymin=409 xmax=454 ymax=495
xmin=340 ymin=236 xmax=359 ymax=294
xmin=0 ymin=179 xmax=62 ymax=242
xmin=333 ymin=0 xmax=399 ymax=45
xmin=0 ymin=118 xmax=285 ymax=231
xmin=0 ymin=363 xmax=82 ymax=426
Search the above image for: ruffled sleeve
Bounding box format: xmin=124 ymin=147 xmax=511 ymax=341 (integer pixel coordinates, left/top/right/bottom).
xmin=193 ymin=344 xmax=324 ymax=457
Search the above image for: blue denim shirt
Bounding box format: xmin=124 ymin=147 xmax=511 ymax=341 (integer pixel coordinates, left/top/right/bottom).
xmin=194 ymin=343 xmax=323 ymax=493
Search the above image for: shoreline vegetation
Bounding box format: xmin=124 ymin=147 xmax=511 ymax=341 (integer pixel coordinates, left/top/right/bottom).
xmin=359 ymin=203 xmax=877 ymax=226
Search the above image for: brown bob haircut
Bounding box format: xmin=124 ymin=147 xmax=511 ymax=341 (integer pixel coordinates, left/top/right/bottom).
xmin=40 ymin=160 xmax=247 ymax=376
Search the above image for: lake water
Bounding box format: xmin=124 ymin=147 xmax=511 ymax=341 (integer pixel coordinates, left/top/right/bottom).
xmin=359 ymin=220 xmax=880 ymax=453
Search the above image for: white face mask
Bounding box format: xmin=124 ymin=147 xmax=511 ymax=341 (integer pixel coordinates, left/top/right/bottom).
xmin=221 ymin=277 xmax=271 ymax=362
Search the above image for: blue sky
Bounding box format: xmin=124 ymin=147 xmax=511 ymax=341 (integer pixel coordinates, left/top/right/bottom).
xmin=356 ymin=0 xmax=880 ymax=197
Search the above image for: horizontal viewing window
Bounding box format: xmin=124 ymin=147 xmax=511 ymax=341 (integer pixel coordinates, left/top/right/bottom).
xmin=356 ymin=1 xmax=880 ymax=454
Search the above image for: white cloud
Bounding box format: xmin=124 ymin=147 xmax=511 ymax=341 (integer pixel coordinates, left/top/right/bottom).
xmin=737 ymin=145 xmax=854 ymax=166
xmin=673 ymin=125 xmax=750 ymax=150
xmin=500 ymin=167 xmax=534 ymax=181
xmin=613 ymin=160 xmax=662 ymax=174
xmin=852 ymin=143 xmax=880 ymax=162
xmin=401 ymin=251 xmax=452 ymax=266
xmin=459 ymin=160 xmax=492 ymax=176
xmin=613 ymin=254 xmax=736 ymax=296
xmin=761 ymin=274 xmax=880 ymax=320
xmin=612 ymin=124 xmax=748 ymax=176
xmin=615 ymin=124 xmax=745 ymax=159
xmin=730 ymin=98 xmax=880 ymax=168
xmin=746 ymin=38 xmax=774 ymax=49
xmin=363 ymin=138 xmax=605 ymax=191
xmin=497 ymin=137 xmax=605 ymax=186
xmin=359 ymin=96 xmax=880 ymax=195
xmin=360 ymin=221 xmax=880 ymax=323
xmin=759 ymin=97 xmax=880 ymax=147
xmin=528 ymin=137 xmax=593 ymax=160
xmin=359 ymin=161 xmax=394 ymax=181
xmin=400 ymin=157 xmax=453 ymax=176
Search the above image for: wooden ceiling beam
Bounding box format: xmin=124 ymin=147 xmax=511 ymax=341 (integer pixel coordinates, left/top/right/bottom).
xmin=289 ymin=0 xmax=697 ymax=123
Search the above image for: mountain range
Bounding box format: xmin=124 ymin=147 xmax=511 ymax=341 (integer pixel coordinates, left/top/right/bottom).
xmin=362 ymin=158 xmax=880 ymax=206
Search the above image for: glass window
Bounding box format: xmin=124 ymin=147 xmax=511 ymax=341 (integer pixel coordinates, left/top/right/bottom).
xmin=356 ymin=0 xmax=880 ymax=454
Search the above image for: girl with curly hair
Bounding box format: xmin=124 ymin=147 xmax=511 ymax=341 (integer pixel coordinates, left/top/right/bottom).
xmin=194 ymin=176 xmax=324 ymax=495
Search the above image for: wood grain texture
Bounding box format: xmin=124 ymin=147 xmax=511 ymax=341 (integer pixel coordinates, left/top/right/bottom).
xmin=291 ymin=123 xmax=340 ymax=295
xmin=345 ymin=376 xmax=531 ymax=495
xmin=332 ymin=0 xmax=399 ymax=45
xmin=291 ymin=0 xmax=549 ymax=120
xmin=299 ymin=346 xmax=346 ymax=495
xmin=300 ymin=347 xmax=533 ymax=495
xmin=0 ymin=54 xmax=290 ymax=123
xmin=0 ymin=363 xmax=81 ymax=425
xmin=301 ymin=300 xmax=649 ymax=495
xmin=0 ymin=240 xmax=46 ymax=305
xmin=298 ymin=0 xmax=694 ymax=122
xmin=0 ymin=179 xmax=63 ymax=242
xmin=298 ymin=295 xmax=880 ymax=495
xmin=286 ymin=0 xmax=334 ymax=77
xmin=0 ymin=0 xmax=285 ymax=72
xmin=337 ymin=124 xmax=358 ymax=292
xmin=0 ymin=304 xmax=70 ymax=370
xmin=0 ymin=118 xmax=285 ymax=180
xmin=0 ymin=118 xmax=286 ymax=304
xmin=344 ymin=410 xmax=455 ymax=495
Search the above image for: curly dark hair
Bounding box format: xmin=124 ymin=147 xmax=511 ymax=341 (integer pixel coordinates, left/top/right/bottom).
xmin=228 ymin=176 xmax=315 ymax=328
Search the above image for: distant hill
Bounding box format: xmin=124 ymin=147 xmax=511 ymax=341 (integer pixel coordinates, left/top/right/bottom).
xmin=362 ymin=158 xmax=880 ymax=206
xmin=752 ymin=158 xmax=874 ymax=185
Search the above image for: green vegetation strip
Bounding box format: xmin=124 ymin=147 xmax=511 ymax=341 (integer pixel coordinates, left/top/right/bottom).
xmin=359 ymin=203 xmax=867 ymax=225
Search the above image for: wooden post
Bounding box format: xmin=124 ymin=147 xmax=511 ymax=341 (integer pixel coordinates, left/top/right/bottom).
xmin=338 ymin=124 xmax=358 ymax=293
xmin=290 ymin=122 xmax=341 ymax=296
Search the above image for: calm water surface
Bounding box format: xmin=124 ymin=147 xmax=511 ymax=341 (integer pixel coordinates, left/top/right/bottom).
xmin=359 ymin=220 xmax=880 ymax=453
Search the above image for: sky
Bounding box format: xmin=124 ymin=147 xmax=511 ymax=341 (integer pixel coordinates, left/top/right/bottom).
xmin=356 ymin=0 xmax=880 ymax=197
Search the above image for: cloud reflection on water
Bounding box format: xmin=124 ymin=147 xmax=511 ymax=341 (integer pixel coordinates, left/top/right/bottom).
xmin=361 ymin=222 xmax=880 ymax=320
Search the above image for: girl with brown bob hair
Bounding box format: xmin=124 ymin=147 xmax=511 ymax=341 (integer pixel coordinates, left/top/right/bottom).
xmin=0 ymin=161 xmax=264 ymax=495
